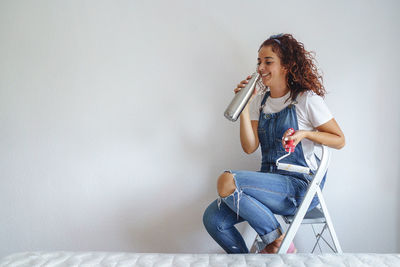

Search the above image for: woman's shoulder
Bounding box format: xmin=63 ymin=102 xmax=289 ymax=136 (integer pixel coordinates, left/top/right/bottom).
xmin=297 ymin=90 xmax=322 ymax=101
xmin=296 ymin=90 xmax=332 ymax=126
xmin=296 ymin=90 xmax=326 ymax=107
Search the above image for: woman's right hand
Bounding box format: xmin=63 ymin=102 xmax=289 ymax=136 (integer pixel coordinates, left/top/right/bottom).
xmin=234 ymin=75 xmax=258 ymax=102
xmin=233 ymin=75 xmax=252 ymax=94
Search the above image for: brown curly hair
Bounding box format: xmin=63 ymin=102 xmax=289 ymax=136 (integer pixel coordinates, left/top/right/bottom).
xmin=259 ymin=34 xmax=326 ymax=101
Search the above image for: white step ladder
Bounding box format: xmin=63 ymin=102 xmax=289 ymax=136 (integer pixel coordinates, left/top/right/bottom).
xmin=250 ymin=145 xmax=343 ymax=254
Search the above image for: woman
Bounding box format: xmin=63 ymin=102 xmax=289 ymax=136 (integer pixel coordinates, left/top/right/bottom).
xmin=203 ymin=33 xmax=345 ymax=254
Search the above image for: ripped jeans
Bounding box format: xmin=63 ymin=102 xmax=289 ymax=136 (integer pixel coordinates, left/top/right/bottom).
xmin=203 ymin=170 xmax=322 ymax=254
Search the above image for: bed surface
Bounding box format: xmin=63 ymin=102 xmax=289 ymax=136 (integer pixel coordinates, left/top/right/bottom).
xmin=1 ymin=252 xmax=399 ymax=267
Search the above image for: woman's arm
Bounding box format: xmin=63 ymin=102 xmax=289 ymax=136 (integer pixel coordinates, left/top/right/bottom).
xmin=239 ymin=105 xmax=259 ymax=154
xmin=234 ymin=75 xmax=260 ymax=154
xmin=283 ymin=118 xmax=345 ymax=150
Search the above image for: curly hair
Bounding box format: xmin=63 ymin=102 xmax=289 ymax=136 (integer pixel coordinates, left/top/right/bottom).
xmin=259 ymin=34 xmax=325 ymax=101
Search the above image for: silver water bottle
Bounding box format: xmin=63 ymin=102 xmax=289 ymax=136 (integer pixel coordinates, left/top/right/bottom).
xmin=224 ymin=72 xmax=260 ymax=122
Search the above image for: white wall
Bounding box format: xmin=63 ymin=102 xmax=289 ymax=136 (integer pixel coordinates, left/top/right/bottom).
xmin=0 ymin=0 xmax=399 ymax=257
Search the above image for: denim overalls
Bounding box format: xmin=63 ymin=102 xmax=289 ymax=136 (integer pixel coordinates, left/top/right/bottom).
xmin=203 ymin=92 xmax=326 ymax=253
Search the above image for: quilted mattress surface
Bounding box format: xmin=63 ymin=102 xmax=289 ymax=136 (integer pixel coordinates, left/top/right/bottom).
xmin=1 ymin=252 xmax=399 ymax=267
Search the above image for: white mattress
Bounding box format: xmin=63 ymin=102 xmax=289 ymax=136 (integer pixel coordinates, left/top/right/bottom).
xmin=1 ymin=252 xmax=399 ymax=267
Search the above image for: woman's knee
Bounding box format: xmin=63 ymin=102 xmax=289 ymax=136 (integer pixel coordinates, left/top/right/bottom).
xmin=217 ymin=172 xmax=236 ymax=198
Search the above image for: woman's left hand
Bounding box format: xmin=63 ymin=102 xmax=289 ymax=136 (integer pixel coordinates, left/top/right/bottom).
xmin=281 ymin=130 xmax=308 ymax=149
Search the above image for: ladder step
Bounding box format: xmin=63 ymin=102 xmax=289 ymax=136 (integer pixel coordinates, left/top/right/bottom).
xmin=282 ymin=207 xmax=326 ymax=224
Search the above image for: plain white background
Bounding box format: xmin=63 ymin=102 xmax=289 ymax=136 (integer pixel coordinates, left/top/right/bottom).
xmin=0 ymin=0 xmax=399 ymax=257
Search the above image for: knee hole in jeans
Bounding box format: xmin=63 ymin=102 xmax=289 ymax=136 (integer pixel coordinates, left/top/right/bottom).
xmin=217 ymin=172 xmax=236 ymax=198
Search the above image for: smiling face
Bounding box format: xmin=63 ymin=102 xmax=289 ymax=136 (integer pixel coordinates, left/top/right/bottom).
xmin=257 ymin=45 xmax=288 ymax=92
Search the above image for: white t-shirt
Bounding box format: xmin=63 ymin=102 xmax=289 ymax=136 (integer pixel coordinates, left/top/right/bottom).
xmin=249 ymin=90 xmax=333 ymax=171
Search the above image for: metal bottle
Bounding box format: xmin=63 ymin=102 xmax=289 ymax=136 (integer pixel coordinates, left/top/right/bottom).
xmin=224 ymin=72 xmax=260 ymax=122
